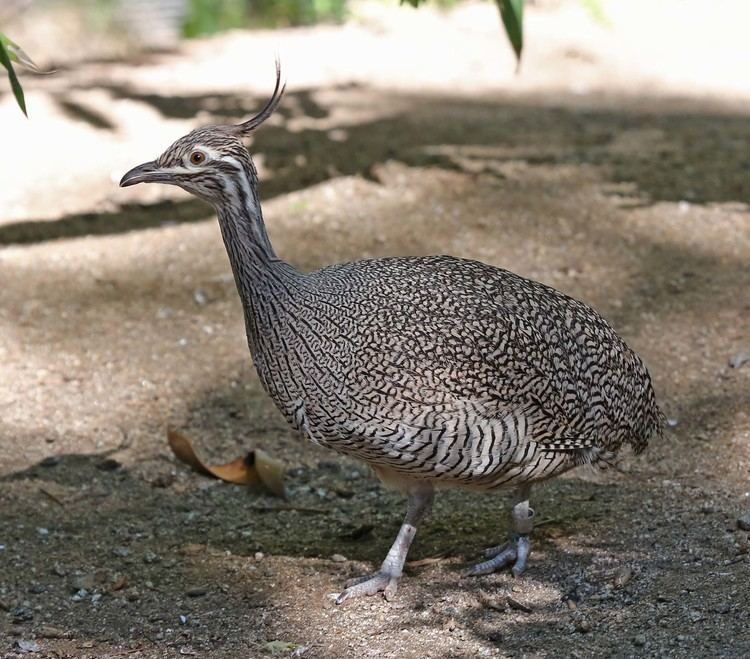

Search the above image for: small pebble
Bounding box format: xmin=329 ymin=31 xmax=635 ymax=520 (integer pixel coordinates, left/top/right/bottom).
xmin=151 ymin=472 xmax=176 ymax=488
xmin=37 ymin=527 xmax=49 ymax=536
xmin=72 ymin=573 xmax=96 ymax=590
xmin=97 ymin=458 xmax=122 ymax=471
xmin=186 ymin=587 xmax=207 ymax=597
xmin=13 ymin=640 xmax=40 ymax=653
xmin=143 ymin=550 xmax=160 ymax=564
xmin=179 ymin=614 xmax=189 ymax=625
xmin=254 ymin=552 xmax=264 ymax=561
xmin=193 ymin=289 xmax=208 ymax=305
xmin=333 ymin=485 xmax=354 ymax=499
xmin=728 ymin=351 xmax=749 ymax=369
xmin=634 ymin=634 xmax=647 ymax=647
xmin=331 ymin=553 xmax=348 ymax=563
xmin=574 ymin=617 xmax=592 ymax=633
xmin=613 ymin=566 xmax=632 ymax=588
xmin=10 ymin=605 xmax=34 ymax=623
xmin=39 ymin=626 xmax=67 ymax=639
xmin=71 ymin=588 xmax=88 ymax=602
xmin=737 ymin=513 xmax=750 ymax=532
xmin=39 ymin=456 xmax=60 ymax=468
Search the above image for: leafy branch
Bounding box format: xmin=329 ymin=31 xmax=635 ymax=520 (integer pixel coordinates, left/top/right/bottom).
xmin=402 ymin=0 xmax=524 ymax=63
xmin=404 ymin=0 xmax=607 ymax=66
xmin=0 ymin=32 xmax=45 ymax=116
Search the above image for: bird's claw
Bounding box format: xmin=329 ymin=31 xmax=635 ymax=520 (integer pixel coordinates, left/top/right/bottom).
xmin=335 ymin=571 xmax=400 ymax=604
xmin=465 ymin=534 xmax=531 ymax=577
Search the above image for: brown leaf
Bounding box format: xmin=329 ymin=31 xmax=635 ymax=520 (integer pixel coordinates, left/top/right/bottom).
xmin=167 ymin=428 xmax=286 ymax=498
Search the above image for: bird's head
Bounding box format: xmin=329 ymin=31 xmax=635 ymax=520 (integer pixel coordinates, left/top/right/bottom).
xmin=119 ymin=62 xmax=284 ymax=207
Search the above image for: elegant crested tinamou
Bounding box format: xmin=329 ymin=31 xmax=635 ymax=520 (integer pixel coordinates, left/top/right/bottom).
xmin=121 ymin=64 xmax=661 ymax=604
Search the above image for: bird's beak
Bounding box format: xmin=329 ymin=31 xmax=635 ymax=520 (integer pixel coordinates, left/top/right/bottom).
xmin=119 ymin=161 xmax=161 ymax=187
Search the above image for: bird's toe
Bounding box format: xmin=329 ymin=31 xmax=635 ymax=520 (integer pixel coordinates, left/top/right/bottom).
xmin=465 ymin=543 xmax=518 ymax=576
xmin=510 ymin=534 xmax=531 ymax=577
xmin=335 ymin=571 xmax=399 ymax=604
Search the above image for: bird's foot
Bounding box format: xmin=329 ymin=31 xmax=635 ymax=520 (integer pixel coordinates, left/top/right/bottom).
xmin=465 ymin=533 xmax=531 ymax=578
xmin=335 ymin=570 xmax=400 ymax=604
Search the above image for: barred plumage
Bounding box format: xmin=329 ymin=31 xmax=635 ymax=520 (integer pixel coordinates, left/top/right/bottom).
xmin=121 ymin=64 xmax=662 ymax=603
xmin=242 ymin=256 xmax=660 ymax=487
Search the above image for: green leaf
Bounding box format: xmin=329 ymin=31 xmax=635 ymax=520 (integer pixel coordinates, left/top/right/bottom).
xmin=0 ymin=37 xmax=26 ymax=116
xmin=400 ymin=0 xmax=423 ymax=7
xmin=0 ymin=33 xmax=49 ymax=73
xmin=496 ymin=0 xmax=524 ymax=65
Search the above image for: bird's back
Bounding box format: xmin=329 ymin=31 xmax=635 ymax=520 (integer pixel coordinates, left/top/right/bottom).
xmin=249 ymin=255 xmax=661 ymax=489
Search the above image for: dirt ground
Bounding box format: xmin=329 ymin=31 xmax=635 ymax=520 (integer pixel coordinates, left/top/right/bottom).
xmin=1 ymin=1 xmax=749 ymax=657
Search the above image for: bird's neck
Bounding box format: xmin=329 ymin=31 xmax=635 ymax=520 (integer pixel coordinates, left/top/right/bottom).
xmin=215 ymin=167 xmax=276 ymax=263
xmin=214 ymin=171 xmax=302 ymax=313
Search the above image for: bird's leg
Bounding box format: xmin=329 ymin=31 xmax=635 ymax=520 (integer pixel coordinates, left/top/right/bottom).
xmin=335 ymin=485 xmax=434 ymax=604
xmin=466 ymin=485 xmax=535 ymax=578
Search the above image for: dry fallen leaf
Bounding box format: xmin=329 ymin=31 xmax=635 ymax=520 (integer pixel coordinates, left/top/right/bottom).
xmin=167 ymin=428 xmax=286 ymax=498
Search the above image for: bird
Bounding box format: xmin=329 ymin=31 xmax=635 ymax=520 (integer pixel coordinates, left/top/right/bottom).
xmin=120 ymin=63 xmax=662 ymax=604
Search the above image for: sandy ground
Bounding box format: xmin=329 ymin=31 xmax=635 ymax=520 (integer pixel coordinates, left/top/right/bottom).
xmin=1 ymin=1 xmax=749 ymax=657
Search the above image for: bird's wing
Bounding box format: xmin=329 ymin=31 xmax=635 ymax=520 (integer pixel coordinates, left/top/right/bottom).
xmin=349 ymin=344 xmax=599 ymax=455
xmin=335 ymin=256 xmax=611 ymax=452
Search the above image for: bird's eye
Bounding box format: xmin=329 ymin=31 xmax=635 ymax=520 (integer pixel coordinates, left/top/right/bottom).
xmin=189 ymin=151 xmax=206 ymax=165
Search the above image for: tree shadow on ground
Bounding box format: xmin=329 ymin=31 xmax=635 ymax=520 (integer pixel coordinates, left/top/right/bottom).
xmin=2 ymin=86 xmax=748 ymax=246
xmin=1 ymin=431 xmax=747 ymax=657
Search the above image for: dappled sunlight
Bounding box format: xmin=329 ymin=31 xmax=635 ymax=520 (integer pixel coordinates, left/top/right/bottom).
xmin=1 ymin=0 xmax=749 ymax=655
